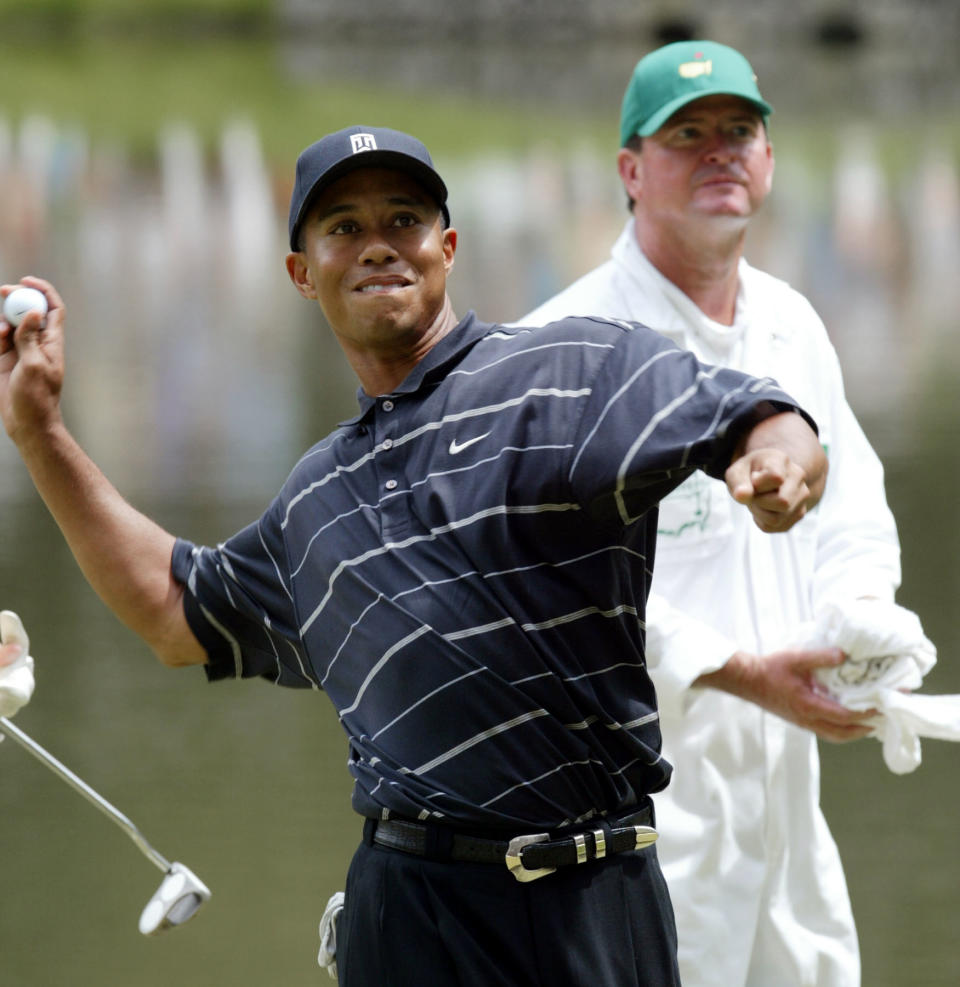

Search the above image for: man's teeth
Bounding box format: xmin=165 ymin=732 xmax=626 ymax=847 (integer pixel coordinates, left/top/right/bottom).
xmin=360 ymin=283 xmax=404 ymax=293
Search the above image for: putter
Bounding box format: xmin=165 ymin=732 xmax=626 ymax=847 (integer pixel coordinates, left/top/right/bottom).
xmin=0 ymin=715 xmax=211 ymax=935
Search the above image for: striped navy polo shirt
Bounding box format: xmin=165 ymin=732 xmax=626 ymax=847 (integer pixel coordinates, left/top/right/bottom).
xmin=172 ymin=312 xmax=808 ymax=831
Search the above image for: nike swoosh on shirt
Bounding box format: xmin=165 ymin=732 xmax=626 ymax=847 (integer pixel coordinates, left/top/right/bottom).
xmin=448 ymin=432 xmax=491 ymax=455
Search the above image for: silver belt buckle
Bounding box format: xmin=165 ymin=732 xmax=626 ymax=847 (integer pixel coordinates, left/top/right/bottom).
xmin=505 ymin=833 xmax=556 ymax=883
xmin=633 ymin=824 xmax=659 ymax=850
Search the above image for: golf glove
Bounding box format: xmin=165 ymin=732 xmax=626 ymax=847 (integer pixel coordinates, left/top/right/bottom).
xmin=318 ymin=890 xmax=344 ymax=980
xmin=0 ymin=610 xmax=35 ymax=720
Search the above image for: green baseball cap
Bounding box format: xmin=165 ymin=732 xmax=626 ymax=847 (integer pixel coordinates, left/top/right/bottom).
xmin=620 ymin=40 xmax=773 ymax=145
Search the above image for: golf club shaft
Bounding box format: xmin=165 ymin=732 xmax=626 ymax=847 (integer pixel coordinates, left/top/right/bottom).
xmin=0 ymin=715 xmax=170 ymax=873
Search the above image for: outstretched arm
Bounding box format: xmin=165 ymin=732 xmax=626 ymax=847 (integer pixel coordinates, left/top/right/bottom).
xmin=0 ymin=277 xmax=205 ymax=668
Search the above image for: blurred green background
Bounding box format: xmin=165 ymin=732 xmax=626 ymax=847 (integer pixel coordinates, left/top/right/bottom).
xmin=1 ymin=2 xmax=959 ymax=985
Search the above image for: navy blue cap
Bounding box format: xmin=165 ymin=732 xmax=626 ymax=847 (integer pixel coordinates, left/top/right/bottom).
xmin=288 ymin=125 xmax=450 ymax=250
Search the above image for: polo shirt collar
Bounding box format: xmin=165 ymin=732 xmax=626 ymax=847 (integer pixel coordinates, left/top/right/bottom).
xmin=341 ymin=311 xmax=491 ymax=425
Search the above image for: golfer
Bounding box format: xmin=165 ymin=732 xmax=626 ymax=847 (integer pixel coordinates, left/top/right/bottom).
xmin=1 ymin=124 xmax=828 ymax=985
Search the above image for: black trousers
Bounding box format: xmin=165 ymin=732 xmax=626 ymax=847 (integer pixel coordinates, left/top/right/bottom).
xmin=338 ymin=832 xmax=681 ymax=986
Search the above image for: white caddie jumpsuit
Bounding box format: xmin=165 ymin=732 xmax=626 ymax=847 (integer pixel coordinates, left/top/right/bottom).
xmin=523 ymin=221 xmax=901 ymax=987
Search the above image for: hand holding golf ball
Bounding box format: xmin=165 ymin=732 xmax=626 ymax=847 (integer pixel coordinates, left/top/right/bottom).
xmin=0 ymin=278 xmax=63 ymax=435
xmin=3 ymin=286 xmax=49 ymax=328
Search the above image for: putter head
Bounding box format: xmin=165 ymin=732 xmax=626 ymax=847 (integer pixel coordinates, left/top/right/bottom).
xmin=138 ymin=862 xmax=211 ymax=936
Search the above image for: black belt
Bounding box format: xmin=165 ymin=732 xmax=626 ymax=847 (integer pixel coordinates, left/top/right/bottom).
xmin=365 ymin=805 xmax=658 ymax=883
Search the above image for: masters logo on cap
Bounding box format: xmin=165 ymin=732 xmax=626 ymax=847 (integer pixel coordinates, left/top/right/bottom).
xmin=619 ymin=40 xmax=773 ymax=146
xmin=678 ymin=58 xmax=712 ymax=79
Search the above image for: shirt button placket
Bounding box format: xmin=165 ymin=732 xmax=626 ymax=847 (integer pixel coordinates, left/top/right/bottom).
xmin=380 ymin=398 xmax=397 ymax=492
xmin=377 ymin=398 xmax=405 ymax=531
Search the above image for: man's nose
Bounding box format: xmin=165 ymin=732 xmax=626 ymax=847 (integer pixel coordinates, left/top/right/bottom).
xmin=358 ymin=232 xmax=397 ymax=264
xmin=703 ymin=132 xmax=737 ymax=163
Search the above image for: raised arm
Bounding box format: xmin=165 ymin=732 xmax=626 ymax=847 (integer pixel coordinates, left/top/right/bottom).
xmin=0 ymin=277 xmax=205 ymax=668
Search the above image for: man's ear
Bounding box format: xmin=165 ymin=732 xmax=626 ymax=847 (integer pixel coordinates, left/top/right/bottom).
xmin=763 ymin=142 xmax=775 ymax=198
xmin=617 ymin=148 xmax=643 ymax=204
xmin=286 ymin=252 xmax=317 ymax=300
xmin=442 ymin=227 xmax=457 ymax=274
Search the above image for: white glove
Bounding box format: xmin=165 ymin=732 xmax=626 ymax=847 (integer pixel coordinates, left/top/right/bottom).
xmin=317 ymin=890 xmax=345 ymax=980
xmin=0 ymin=610 xmax=35 ymax=719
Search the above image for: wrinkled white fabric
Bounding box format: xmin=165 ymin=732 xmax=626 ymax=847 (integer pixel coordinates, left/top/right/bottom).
xmin=876 ymin=692 xmax=960 ymax=773
xmin=0 ymin=611 xmax=35 ymax=720
xmin=796 ymin=598 xmax=957 ymax=773
xmin=522 ymin=220 xmax=906 ymax=987
xmin=318 ymin=890 xmax=345 ymax=980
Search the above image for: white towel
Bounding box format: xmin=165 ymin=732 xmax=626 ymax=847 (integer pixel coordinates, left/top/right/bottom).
xmin=798 ymin=598 xmax=960 ymax=773
xmin=317 ymin=890 xmax=345 ymax=980
xmin=0 ymin=611 xmax=35 ymax=720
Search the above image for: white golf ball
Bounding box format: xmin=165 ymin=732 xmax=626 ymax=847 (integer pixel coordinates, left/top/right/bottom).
xmin=3 ymin=287 xmax=48 ymax=327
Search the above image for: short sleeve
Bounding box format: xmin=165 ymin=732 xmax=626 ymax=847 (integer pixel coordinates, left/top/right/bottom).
xmin=568 ymin=325 xmax=811 ymax=525
xmin=171 ymin=498 xmax=315 ymax=687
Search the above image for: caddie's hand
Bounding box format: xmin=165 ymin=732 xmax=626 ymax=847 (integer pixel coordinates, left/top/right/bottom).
xmin=725 ymin=448 xmax=812 ymax=533
xmin=0 ymin=277 xmax=65 ymax=445
xmin=699 ymin=647 xmax=877 ymax=742
xmin=0 ymin=610 xmax=36 ymax=720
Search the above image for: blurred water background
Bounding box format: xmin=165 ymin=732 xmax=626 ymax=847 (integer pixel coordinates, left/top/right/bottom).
xmin=1 ymin=2 xmax=958 ymax=984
